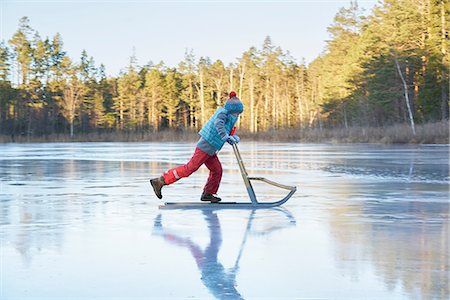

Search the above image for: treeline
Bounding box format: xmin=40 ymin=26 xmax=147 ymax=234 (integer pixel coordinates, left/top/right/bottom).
xmin=0 ymin=0 xmax=448 ymax=139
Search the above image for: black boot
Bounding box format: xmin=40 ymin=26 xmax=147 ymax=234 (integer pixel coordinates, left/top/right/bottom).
xmin=150 ymin=176 xmax=165 ymax=199
xmin=201 ymin=192 xmax=221 ymax=203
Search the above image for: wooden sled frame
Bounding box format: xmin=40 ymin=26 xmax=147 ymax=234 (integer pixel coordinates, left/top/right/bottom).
xmin=159 ymin=144 xmax=297 ymax=210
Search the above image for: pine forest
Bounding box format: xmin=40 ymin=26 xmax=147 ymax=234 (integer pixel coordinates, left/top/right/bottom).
xmin=0 ymin=0 xmax=449 ymax=142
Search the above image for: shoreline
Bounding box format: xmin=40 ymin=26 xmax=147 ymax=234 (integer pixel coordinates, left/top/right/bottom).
xmin=1 ymin=121 xmax=448 ymax=144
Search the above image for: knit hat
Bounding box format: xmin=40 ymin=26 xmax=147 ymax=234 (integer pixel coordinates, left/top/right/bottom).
xmin=224 ymin=91 xmax=244 ymax=114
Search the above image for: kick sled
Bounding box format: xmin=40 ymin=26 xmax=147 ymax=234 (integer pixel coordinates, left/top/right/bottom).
xmin=159 ymin=143 xmax=297 ymax=210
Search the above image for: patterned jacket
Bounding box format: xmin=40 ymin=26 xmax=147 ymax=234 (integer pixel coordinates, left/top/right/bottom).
xmin=197 ymin=107 xmax=238 ymax=154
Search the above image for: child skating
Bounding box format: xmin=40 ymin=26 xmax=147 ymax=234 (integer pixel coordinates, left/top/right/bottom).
xmin=150 ymin=91 xmax=244 ymax=203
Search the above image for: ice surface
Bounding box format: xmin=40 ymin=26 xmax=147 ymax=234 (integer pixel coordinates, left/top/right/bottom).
xmin=1 ymin=142 xmax=448 ymax=299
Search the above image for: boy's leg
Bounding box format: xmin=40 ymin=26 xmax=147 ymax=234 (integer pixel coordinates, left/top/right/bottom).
xmin=163 ymin=147 xmax=210 ymax=185
xmin=203 ymin=154 xmax=222 ymax=195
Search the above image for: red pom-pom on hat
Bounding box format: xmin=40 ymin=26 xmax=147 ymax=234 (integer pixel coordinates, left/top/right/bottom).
xmin=229 ymin=91 xmax=237 ymax=98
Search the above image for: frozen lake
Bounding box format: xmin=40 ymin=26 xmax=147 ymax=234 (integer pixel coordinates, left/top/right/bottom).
xmin=1 ymin=142 xmax=449 ymax=299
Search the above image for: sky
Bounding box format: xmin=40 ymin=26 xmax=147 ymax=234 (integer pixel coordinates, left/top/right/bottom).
xmin=1 ymin=0 xmax=378 ymax=76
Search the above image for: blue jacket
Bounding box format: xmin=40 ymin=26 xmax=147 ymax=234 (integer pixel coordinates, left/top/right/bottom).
xmin=198 ymin=107 xmax=238 ymax=153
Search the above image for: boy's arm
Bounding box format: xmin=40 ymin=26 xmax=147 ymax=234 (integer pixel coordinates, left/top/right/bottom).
xmin=214 ymin=112 xmax=229 ymax=140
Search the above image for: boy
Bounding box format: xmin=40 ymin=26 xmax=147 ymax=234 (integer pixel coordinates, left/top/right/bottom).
xmin=150 ymin=91 xmax=244 ymax=203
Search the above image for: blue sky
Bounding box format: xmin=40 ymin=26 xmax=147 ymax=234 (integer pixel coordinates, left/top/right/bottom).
xmin=2 ymin=0 xmax=378 ymax=76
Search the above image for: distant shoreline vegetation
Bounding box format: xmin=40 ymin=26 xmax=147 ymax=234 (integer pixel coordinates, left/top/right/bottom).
xmin=1 ymin=1 xmax=448 ymax=141
xmin=1 ymin=121 xmax=447 ymax=144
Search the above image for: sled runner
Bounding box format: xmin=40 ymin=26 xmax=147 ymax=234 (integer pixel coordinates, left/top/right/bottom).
xmin=159 ymin=144 xmax=297 ymax=210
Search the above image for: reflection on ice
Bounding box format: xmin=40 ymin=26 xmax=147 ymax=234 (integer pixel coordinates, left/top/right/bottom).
xmin=328 ymin=203 xmax=449 ymax=299
xmin=153 ymin=208 xmax=295 ymax=299
xmin=1 ymin=142 xmax=448 ymax=299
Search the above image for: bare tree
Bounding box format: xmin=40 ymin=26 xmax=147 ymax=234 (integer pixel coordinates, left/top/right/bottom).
xmin=394 ymin=57 xmax=416 ymax=135
xmin=62 ymin=76 xmax=84 ymax=137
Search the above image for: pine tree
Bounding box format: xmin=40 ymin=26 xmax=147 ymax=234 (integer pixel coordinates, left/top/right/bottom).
xmin=50 ymin=33 xmax=66 ymax=81
xmin=0 ymin=43 xmax=16 ymax=135
xmin=113 ymin=66 xmax=141 ymax=130
xmin=209 ymin=60 xmax=226 ymax=107
xmin=163 ymin=68 xmax=181 ymax=128
xmin=237 ymin=48 xmax=260 ymax=132
xmin=9 ymin=17 xmax=34 ymax=86
xmin=144 ymin=65 xmax=165 ymax=131
xmin=78 ymin=50 xmax=99 ymax=132
xmin=179 ymin=50 xmax=198 ymax=129
xmin=0 ymin=42 xmax=10 ymax=81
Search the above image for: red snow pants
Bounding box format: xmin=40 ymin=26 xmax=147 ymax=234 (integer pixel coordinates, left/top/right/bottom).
xmin=162 ymin=147 xmax=222 ymax=194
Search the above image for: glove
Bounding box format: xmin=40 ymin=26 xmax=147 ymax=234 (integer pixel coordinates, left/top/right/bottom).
xmin=222 ymin=135 xmax=236 ymax=145
xmin=232 ymin=135 xmax=240 ymax=143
